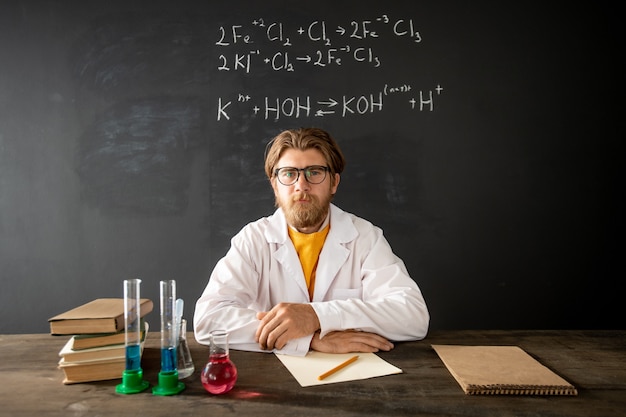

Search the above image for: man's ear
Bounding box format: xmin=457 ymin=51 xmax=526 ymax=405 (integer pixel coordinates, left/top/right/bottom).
xmin=331 ymin=173 xmax=340 ymax=194
xmin=270 ymin=177 xmax=279 ymax=195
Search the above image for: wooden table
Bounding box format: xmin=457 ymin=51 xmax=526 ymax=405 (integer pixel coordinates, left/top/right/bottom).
xmin=1 ymin=330 xmax=624 ymax=416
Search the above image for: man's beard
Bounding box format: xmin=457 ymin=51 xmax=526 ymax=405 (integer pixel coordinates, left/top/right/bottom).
xmin=277 ymin=192 xmax=331 ymax=230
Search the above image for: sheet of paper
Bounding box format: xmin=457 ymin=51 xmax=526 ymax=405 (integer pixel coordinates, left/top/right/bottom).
xmin=275 ymin=351 xmax=402 ymax=387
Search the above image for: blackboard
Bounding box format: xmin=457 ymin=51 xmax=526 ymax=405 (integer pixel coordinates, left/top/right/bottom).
xmin=0 ymin=1 xmax=623 ymax=333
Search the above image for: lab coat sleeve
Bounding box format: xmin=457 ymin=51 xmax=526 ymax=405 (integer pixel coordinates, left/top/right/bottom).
xmin=193 ymin=227 xmax=313 ymax=356
xmin=311 ymin=226 xmax=429 ymax=341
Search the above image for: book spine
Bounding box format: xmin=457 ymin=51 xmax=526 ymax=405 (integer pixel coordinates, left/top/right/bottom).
xmin=115 ymin=316 xmax=125 ymax=332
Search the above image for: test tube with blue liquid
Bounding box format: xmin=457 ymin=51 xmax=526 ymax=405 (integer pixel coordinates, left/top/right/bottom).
xmin=152 ymin=279 xmax=185 ymax=395
xmin=116 ymin=278 xmax=149 ymax=394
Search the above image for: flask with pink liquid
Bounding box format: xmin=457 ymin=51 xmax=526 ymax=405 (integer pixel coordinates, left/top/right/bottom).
xmin=200 ymin=330 xmax=238 ymax=394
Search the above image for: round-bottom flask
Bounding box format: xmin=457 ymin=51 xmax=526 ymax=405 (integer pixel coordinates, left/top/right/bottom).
xmin=200 ymin=330 xmax=237 ymax=394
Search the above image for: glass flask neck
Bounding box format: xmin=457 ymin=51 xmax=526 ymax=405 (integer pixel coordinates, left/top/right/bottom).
xmin=209 ymin=330 xmax=230 ymax=356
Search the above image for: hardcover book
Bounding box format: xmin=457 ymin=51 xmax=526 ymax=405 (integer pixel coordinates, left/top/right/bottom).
xmin=58 ymin=357 xmax=127 ymax=384
xmin=59 ymin=322 xmax=149 ymax=362
xmin=70 ymin=319 xmax=147 ymax=350
xmin=57 ymin=323 xmax=148 ymax=384
xmin=48 ymin=298 xmax=153 ymax=335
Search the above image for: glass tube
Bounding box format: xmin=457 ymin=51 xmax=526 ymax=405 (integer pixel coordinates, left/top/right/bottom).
xmin=123 ymin=278 xmax=143 ymax=372
xmin=160 ymin=280 xmax=177 ymax=373
xmin=177 ymin=318 xmax=195 ymax=379
xmin=152 ymin=280 xmax=185 ymax=396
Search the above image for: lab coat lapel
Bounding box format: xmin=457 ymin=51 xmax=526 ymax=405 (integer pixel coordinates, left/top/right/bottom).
xmin=273 ymin=243 xmax=309 ymax=298
xmin=313 ymin=237 xmax=349 ymax=301
xmin=312 ymin=205 xmax=356 ymax=301
xmin=266 ymin=208 xmax=310 ymax=299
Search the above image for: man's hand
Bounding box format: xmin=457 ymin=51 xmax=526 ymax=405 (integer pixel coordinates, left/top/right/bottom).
xmin=255 ymin=302 xmax=320 ymax=350
xmin=310 ymin=330 xmax=394 ymax=353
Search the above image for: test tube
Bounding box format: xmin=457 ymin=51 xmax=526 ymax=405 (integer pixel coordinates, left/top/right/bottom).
xmin=160 ymin=279 xmax=177 ymax=372
xmin=116 ymin=278 xmax=149 ymax=394
xmin=152 ymin=279 xmax=185 ymax=395
xmin=125 ymin=278 xmax=143 ymax=371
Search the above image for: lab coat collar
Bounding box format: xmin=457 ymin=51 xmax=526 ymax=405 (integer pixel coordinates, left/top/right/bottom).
xmin=264 ymin=204 xmax=358 ymax=301
xmin=264 ymin=204 xmax=357 ymax=244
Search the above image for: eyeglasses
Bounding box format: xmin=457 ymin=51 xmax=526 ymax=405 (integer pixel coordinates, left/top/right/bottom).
xmin=274 ymin=165 xmax=329 ymax=186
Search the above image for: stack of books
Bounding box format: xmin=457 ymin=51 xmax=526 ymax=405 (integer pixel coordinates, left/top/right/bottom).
xmin=48 ymin=298 xmax=153 ymax=384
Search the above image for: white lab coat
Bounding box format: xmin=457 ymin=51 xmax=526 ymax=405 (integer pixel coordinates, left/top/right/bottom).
xmin=193 ymin=204 xmax=429 ymax=356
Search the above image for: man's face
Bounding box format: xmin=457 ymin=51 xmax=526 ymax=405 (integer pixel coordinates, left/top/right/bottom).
xmin=271 ymin=148 xmax=340 ymax=233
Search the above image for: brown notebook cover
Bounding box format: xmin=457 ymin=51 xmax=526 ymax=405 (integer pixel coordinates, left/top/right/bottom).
xmin=432 ymin=345 xmax=577 ymax=395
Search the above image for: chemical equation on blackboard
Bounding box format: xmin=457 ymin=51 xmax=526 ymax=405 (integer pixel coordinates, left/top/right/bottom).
xmin=216 ymin=14 xmax=422 ymax=72
xmin=214 ymin=14 xmax=444 ymax=121
xmin=217 ymin=84 xmax=444 ymax=121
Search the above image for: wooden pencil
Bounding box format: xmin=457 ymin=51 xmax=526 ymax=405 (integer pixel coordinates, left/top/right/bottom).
xmin=317 ymin=355 xmax=359 ymax=380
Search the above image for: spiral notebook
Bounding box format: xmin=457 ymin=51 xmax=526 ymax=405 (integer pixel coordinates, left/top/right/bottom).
xmin=432 ymin=345 xmax=578 ymax=396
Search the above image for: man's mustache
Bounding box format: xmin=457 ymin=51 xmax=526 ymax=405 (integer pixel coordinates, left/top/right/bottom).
xmin=292 ymin=193 xmax=312 ymax=202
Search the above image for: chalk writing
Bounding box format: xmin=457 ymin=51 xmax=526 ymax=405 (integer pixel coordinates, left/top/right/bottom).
xmin=217 ymin=84 xmax=443 ymax=121
xmin=216 ymin=15 xmax=422 ymax=72
xmin=214 ymin=14 xmax=443 ymax=121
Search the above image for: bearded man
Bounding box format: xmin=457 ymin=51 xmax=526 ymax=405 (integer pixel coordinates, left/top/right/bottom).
xmin=194 ymin=128 xmax=429 ymax=356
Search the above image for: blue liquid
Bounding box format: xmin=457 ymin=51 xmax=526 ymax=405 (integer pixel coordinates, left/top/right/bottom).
xmin=161 ymin=346 xmax=177 ymax=372
xmin=125 ymin=344 xmax=142 ymax=371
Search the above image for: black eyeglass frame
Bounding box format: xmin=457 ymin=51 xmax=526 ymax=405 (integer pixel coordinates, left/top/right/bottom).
xmin=273 ymin=165 xmax=330 ymax=186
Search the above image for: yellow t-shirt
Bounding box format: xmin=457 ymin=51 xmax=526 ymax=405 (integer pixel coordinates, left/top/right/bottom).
xmin=288 ymin=224 xmax=330 ymax=301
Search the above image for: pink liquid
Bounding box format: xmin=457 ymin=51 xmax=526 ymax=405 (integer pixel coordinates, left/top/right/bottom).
xmin=201 ymin=353 xmax=238 ymax=394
